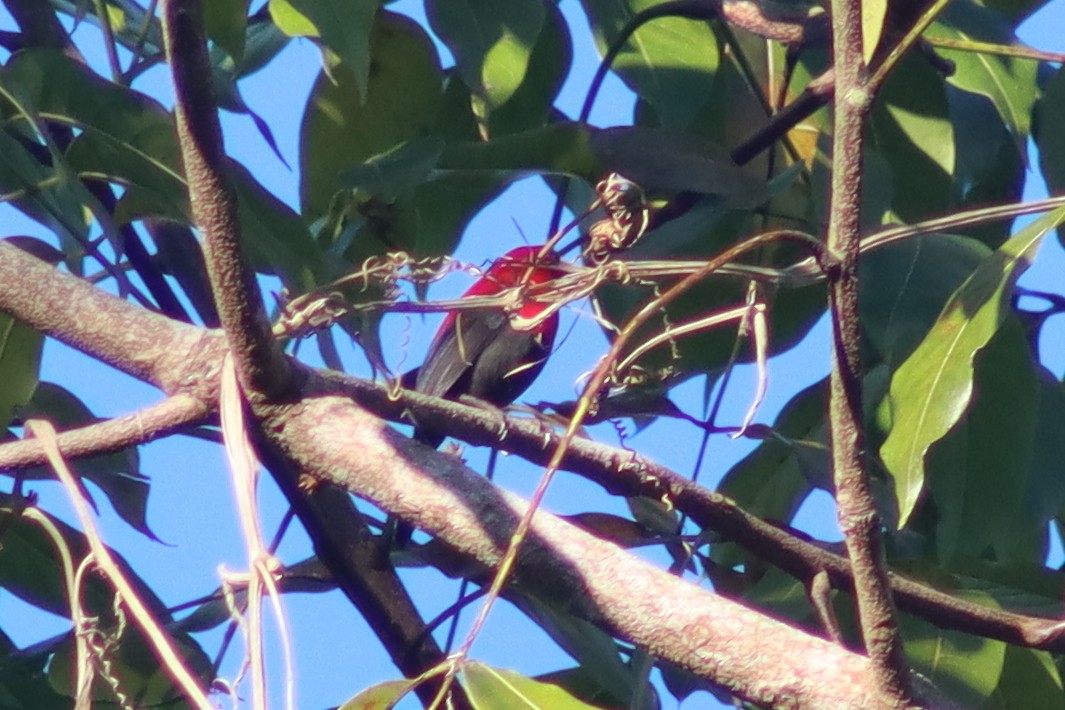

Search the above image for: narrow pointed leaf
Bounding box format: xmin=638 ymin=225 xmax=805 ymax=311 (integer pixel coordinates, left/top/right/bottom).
xmin=461 ymin=661 xmax=604 ymax=709
xmin=880 ymin=207 xmax=1065 ymax=527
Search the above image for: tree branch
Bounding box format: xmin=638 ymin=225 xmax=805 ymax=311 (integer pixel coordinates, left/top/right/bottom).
xmin=160 ymin=0 xmax=290 ymax=399
xmin=2 ymin=242 xmax=1064 ymax=661
xmin=0 ymin=395 xmax=210 ymax=471
xmin=257 ymin=390 xmax=906 ymax=708
xmin=826 ymin=0 xmax=910 ymax=701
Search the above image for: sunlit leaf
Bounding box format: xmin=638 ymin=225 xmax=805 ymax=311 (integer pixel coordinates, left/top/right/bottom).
xmin=426 ymin=0 xmax=545 ymax=125
xmin=879 ymin=206 xmax=1065 ymax=528
xmin=580 ymin=0 xmax=720 ymax=129
xmin=926 ymin=2 xmax=1039 ymax=147
xmin=270 ymin=0 xmax=380 ymax=101
xmin=299 ymin=11 xmax=443 ymax=221
xmin=869 ymin=53 xmax=955 ymax=221
xmin=486 ymin=3 xmax=572 ymax=136
xmin=337 ymin=679 xmax=422 ymax=709
xmin=461 ymin=661 xmax=605 ymax=709
xmin=861 ymin=0 xmax=888 ymax=64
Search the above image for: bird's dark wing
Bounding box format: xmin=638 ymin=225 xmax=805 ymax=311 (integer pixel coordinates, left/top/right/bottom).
xmin=414 ymin=310 xmax=510 ymax=399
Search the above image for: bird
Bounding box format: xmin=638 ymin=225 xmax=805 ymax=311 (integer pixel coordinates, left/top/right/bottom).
xmin=382 ymin=246 xmax=562 ymax=555
xmin=408 ymin=244 xmax=562 ymax=447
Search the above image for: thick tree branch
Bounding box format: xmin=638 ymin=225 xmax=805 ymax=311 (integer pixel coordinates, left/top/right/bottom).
xmin=258 ymin=390 xmax=905 ymax=708
xmin=0 ymin=241 xmax=213 ymax=394
xmin=253 ymin=451 xmax=459 ymax=708
xmin=2 ymin=241 xmax=1064 ymax=662
xmin=160 ymin=0 xmax=290 ymax=399
xmin=826 ymin=0 xmax=910 ymax=702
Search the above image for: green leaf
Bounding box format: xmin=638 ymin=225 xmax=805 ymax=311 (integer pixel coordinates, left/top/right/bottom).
xmin=47 ymin=621 xmax=211 ymax=706
xmin=902 ymin=593 xmax=1006 ymax=707
xmin=204 ymin=0 xmax=249 ymax=63
xmin=949 ymin=88 xmax=1025 ymax=248
xmin=926 ymin=318 xmax=1038 ymax=561
xmin=270 ymin=0 xmax=380 ymax=102
xmin=985 ymin=645 xmax=1063 ymax=709
xmin=339 ymin=136 xmax=446 ymax=202
xmin=0 ymin=314 xmax=43 ymax=430
xmin=0 ymin=504 xmax=123 ymax=617
xmin=869 ymin=53 xmax=955 ymax=221
xmin=337 ymin=679 xmax=419 ymax=709
xmin=426 ymin=0 xmax=545 ymax=125
xmin=441 ymin=123 xmax=767 ymax=203
xmin=926 ymin=2 xmax=1039 ymax=147
xmin=461 ymin=661 xmax=605 ymax=710
xmin=513 ymin=596 xmax=639 ymax=704
xmin=299 ymin=11 xmax=443 ymax=221
xmin=52 ymin=0 xmax=164 ymax=53
xmin=1035 ymin=65 xmax=1065 ymax=246
xmin=486 ymin=2 xmax=572 ymax=136
xmin=1 ymin=49 xmax=321 ymax=288
xmin=579 ymin=0 xmax=720 ymax=129
xmin=861 ymin=234 xmax=990 ymax=368
xmin=0 ymin=124 xmax=92 ymax=252
xmin=534 ymin=667 xmax=637 ymax=709
xmin=0 ymin=635 xmax=69 ymax=710
xmin=713 ymin=379 xmax=824 ymax=568
xmin=861 ymin=0 xmax=888 ymax=63
xmin=879 ymin=206 xmax=1065 ymax=528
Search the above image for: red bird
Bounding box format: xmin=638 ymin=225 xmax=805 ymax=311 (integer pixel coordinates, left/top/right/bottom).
xmin=410 ymin=245 xmax=561 ymax=446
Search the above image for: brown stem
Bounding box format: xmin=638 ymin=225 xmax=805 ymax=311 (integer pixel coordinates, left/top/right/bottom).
xmin=160 ymin=0 xmax=290 ymax=400
xmin=826 ymin=0 xmax=910 ymax=702
xmin=0 ymin=395 xmax=210 ymax=471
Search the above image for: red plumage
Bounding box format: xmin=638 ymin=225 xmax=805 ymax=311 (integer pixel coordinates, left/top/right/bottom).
xmin=412 ymin=245 xmax=561 ymax=446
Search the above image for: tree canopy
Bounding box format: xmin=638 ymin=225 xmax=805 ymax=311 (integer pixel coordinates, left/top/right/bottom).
xmin=2 ymin=0 xmax=1065 ymax=708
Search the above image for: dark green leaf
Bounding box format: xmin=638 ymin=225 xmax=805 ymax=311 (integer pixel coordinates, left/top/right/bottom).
xmin=204 ymin=0 xmax=249 ymax=63
xmin=0 ymin=637 xmax=68 ymax=710
xmin=713 ymin=379 xmax=824 ymax=568
xmin=18 ymin=383 xmax=157 ymax=541
xmin=926 ymin=318 xmax=1038 ymax=561
xmin=901 ymin=594 xmax=1006 ymax=708
xmin=861 ymin=234 xmax=990 ymax=368
xmin=0 ymin=127 xmax=91 ymax=252
xmin=0 ymin=503 xmax=131 ymax=618
xmin=879 ymin=206 xmax=1065 ymax=527
xmin=0 ymin=315 xmax=42 ymax=429
xmin=339 ymin=136 xmax=446 ymax=202
xmin=579 ymin=0 xmax=720 ymax=129
xmin=426 ymin=0 xmax=545 ymax=123
xmin=299 ymin=11 xmax=443 ymax=221
xmin=1035 ymin=65 xmax=1065 ymax=246
xmin=513 ymin=596 xmax=638 ymax=702
xmin=270 ymin=0 xmax=380 ymax=101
